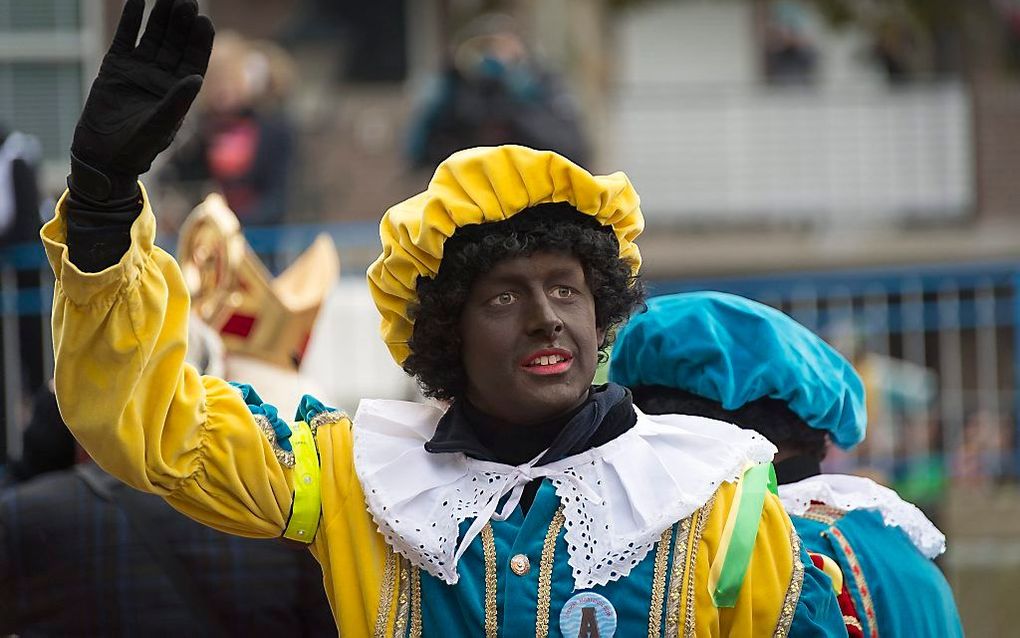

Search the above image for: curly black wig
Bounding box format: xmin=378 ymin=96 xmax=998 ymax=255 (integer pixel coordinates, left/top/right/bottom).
xmin=631 ymin=385 xmax=829 ymax=461
xmin=404 ymin=202 xmax=645 ymax=400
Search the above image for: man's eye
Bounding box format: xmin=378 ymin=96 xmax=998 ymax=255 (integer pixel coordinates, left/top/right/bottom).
xmin=491 ymin=292 xmax=516 ymax=306
xmin=553 ymin=286 xmax=576 ymax=298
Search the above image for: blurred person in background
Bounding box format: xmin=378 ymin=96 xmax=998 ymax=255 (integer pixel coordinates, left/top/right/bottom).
xmin=763 ymin=1 xmax=818 ymax=85
xmin=870 ymin=13 xmax=925 ymax=85
xmin=951 ymin=411 xmax=1005 ymax=488
xmin=837 ymin=326 xmax=949 ymax=523
xmin=610 ymin=292 xmax=964 ymax=638
xmin=407 ymin=13 xmax=590 ymax=171
xmin=2 ymin=380 xmax=74 ymax=486
xmin=0 ymin=314 xmax=335 ymax=636
xmin=890 ymin=416 xmax=948 ymax=524
xmin=1006 ymin=0 xmax=1020 ymax=71
xmin=0 ymin=125 xmax=42 ymax=253
xmin=0 ymin=124 xmax=46 ymax=419
xmin=163 ymin=30 xmax=296 ymax=229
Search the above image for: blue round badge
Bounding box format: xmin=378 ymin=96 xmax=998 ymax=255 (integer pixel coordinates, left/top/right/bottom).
xmin=559 ymin=591 xmax=617 ymax=638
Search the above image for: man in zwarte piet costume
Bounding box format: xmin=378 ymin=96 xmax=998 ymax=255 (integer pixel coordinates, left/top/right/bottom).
xmin=43 ymin=1 xmax=846 ymax=635
xmin=609 ymin=291 xmax=964 ymax=638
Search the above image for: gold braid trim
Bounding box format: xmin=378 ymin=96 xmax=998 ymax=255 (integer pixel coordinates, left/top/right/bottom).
xmin=374 ymin=552 xmax=398 ymax=637
xmin=394 ymin=557 xmax=412 ymax=638
xmin=253 ymin=413 xmax=296 ymax=468
xmin=664 ymin=514 xmax=694 ymax=636
xmin=802 ymin=503 xmax=848 ymax=526
xmin=309 ymin=409 xmax=346 ymax=437
xmin=827 ymin=526 xmax=878 ymax=638
xmin=772 ymin=528 xmax=805 ymax=638
xmin=482 ymin=523 xmax=498 ymax=638
xmin=647 ymin=524 xmax=675 ymax=637
xmin=410 ymin=566 xmax=423 ymax=638
xmin=683 ymin=493 xmax=715 ymax=638
xmin=536 ymin=508 xmax=565 ymax=638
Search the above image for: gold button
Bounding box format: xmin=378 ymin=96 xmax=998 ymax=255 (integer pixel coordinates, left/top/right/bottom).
xmin=510 ymin=554 xmax=531 ymax=576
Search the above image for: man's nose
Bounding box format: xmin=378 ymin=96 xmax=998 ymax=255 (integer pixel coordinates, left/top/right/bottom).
xmin=526 ymin=295 xmax=564 ymax=339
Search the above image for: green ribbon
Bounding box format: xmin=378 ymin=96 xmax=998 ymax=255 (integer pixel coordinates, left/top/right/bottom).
xmin=710 ymin=463 xmax=775 ymax=607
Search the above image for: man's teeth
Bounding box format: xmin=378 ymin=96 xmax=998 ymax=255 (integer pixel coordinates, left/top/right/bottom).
xmin=530 ymin=354 xmax=565 ymax=366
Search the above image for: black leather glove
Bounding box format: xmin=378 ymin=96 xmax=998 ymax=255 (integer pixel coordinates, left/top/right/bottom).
xmin=69 ymin=0 xmax=214 ymax=203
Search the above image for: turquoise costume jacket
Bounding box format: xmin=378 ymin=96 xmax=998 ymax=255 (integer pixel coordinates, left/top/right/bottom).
xmin=793 ymin=504 xmax=962 ymax=637
xmin=420 ymin=480 xmax=846 ymax=637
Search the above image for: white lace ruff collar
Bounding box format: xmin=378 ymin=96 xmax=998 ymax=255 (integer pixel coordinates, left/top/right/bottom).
xmin=778 ymin=474 xmax=946 ymax=559
xmin=352 ymin=399 xmax=776 ymax=590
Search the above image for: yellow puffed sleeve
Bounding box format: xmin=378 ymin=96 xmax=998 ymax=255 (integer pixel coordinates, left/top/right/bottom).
xmin=691 ymin=485 xmax=802 ymax=636
xmin=41 ymin=184 xmax=293 ymax=538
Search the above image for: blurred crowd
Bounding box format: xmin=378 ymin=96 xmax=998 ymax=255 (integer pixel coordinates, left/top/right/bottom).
xmin=1 ymin=338 xmax=335 ymax=635
xmin=157 ymin=30 xmax=298 ymax=232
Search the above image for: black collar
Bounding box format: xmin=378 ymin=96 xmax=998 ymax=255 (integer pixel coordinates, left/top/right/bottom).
xmin=425 ymin=383 xmax=638 ymax=467
xmin=774 ymin=454 xmax=822 ymax=485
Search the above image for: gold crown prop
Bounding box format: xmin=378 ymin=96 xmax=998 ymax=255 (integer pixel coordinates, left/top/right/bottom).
xmin=178 ymin=194 xmax=340 ymax=370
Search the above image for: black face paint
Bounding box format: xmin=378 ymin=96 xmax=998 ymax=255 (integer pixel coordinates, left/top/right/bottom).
xmin=459 ymin=251 xmax=603 ymax=426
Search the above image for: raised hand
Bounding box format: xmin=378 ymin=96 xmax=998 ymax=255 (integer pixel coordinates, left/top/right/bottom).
xmin=70 ymin=0 xmax=214 ymax=202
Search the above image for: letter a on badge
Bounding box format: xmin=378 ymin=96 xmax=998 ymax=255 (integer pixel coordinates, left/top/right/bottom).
xmin=559 ymin=592 xmax=617 ymax=638
xmin=577 ymin=607 xmax=601 ymax=638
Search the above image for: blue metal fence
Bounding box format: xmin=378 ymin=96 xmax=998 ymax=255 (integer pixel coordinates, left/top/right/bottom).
xmin=651 ymin=260 xmax=1020 ymax=489
xmin=0 ymin=220 xmax=381 ymax=462
xmin=5 ymin=231 xmax=1019 ymax=491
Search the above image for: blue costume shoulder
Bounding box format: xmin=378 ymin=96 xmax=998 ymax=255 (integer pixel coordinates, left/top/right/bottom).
xmin=793 ymin=507 xmax=962 ymax=637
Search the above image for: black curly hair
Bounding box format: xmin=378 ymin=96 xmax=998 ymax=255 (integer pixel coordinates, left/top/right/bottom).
xmin=404 ymin=202 xmax=645 ymax=400
xmin=630 ymin=386 xmax=829 ymax=461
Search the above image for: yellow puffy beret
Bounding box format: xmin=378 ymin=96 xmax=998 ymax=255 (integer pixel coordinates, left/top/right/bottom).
xmin=367 ymin=145 xmax=644 ymax=366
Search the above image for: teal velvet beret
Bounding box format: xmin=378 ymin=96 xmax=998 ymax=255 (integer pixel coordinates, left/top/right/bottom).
xmin=609 ymin=292 xmax=866 ymax=449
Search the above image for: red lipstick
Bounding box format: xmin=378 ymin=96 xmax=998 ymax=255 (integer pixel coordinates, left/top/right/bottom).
xmin=520 ymin=348 xmax=574 ymax=376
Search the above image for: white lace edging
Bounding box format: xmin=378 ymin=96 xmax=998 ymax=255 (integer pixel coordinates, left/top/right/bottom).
xmin=352 ymin=399 xmax=777 ymax=590
xmin=778 ymin=474 xmax=946 ymax=559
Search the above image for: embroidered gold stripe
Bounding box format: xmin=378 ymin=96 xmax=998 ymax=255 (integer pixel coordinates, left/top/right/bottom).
xmin=308 ymin=409 xmax=345 ymax=437
xmin=773 ymin=528 xmax=805 ymax=638
xmin=374 ymin=552 xmax=397 ymax=637
xmin=410 ymin=566 xmax=423 ymax=638
xmin=683 ymin=493 xmax=715 ymax=638
xmin=394 ymin=557 xmax=412 ymax=638
xmin=802 ymin=503 xmax=847 ymax=526
xmin=664 ymin=513 xmax=693 ymax=636
xmin=253 ymin=413 xmax=295 ymax=468
xmin=827 ymin=526 xmax=878 ymax=638
xmin=647 ymin=524 xmax=675 ymax=637
xmin=536 ymin=508 xmax=565 ymax=638
xmin=482 ymin=523 xmax=498 ymax=638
